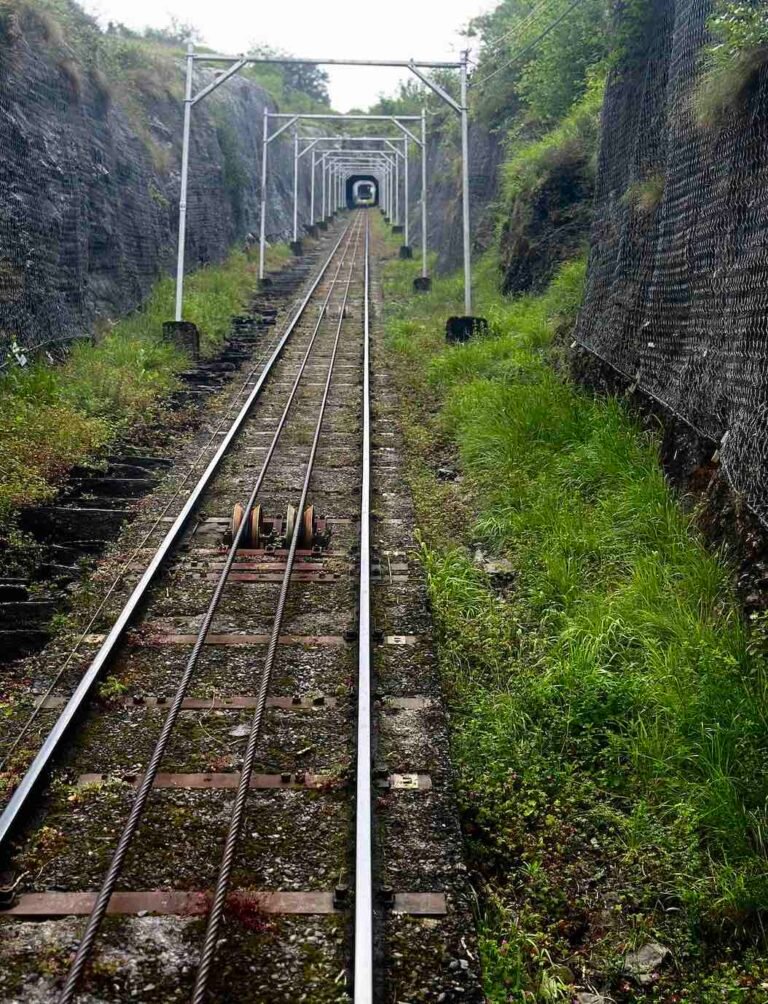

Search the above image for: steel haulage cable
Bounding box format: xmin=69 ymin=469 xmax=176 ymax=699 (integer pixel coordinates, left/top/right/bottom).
xmin=57 ymin=217 xmax=362 ymax=1004
xmin=191 ymin=219 xmax=365 ymax=1004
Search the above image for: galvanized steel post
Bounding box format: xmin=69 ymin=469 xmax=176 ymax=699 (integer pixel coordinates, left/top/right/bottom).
xmin=174 ymin=41 xmax=195 ymax=321
xmin=403 ymin=136 xmax=409 ymax=246
xmin=258 ymin=106 xmax=269 ymax=280
xmin=321 ymin=153 xmax=327 ymax=218
xmin=293 ymin=127 xmax=299 ymax=242
xmin=310 ymin=149 xmax=316 ymax=224
xmin=394 ymin=153 xmax=399 ymax=226
xmin=421 ymin=108 xmax=428 ymax=279
xmin=460 ymin=51 xmax=472 ymax=314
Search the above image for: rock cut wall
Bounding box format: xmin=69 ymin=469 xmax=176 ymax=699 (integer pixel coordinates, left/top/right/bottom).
xmin=0 ymin=3 xmax=310 ymax=354
xmin=575 ymin=0 xmax=768 ymax=523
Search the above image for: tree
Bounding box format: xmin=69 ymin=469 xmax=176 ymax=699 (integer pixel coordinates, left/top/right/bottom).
xmin=249 ymin=44 xmax=330 ymax=105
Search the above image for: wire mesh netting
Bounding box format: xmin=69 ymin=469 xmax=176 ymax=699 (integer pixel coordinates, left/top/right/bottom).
xmin=575 ymin=0 xmax=768 ymax=522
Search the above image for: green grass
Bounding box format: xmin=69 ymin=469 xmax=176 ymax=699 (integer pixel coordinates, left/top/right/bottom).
xmin=500 ymin=75 xmax=604 ymax=206
xmin=694 ymin=1 xmax=768 ymax=129
xmin=0 ymin=244 xmax=285 ymax=543
xmin=381 ymin=226 xmax=768 ymax=1000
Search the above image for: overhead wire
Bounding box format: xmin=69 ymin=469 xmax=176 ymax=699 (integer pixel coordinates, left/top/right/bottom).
xmin=469 ymin=0 xmax=590 ymax=92
xmin=477 ymin=0 xmax=564 ymax=60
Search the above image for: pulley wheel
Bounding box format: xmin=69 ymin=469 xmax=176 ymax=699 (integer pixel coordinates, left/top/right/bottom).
xmin=284 ymin=504 xmax=297 ymax=545
xmin=301 ymin=505 xmax=315 ymax=548
xmin=231 ymin=503 xmax=244 ymax=543
xmin=249 ymin=504 xmax=262 ymax=548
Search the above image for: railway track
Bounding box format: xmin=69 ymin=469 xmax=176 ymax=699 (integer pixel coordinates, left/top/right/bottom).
xmin=0 ymin=211 xmax=483 ymax=1003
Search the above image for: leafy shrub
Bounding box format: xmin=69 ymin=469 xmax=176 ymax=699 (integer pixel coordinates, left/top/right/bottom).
xmin=622 ymin=172 xmax=665 ymax=214
xmin=695 ymin=0 xmax=768 ymax=128
xmin=500 ymin=75 xmax=604 ymax=206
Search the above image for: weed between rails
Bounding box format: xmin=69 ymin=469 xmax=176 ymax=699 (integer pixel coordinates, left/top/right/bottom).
xmin=382 ymin=232 xmax=768 ymax=1001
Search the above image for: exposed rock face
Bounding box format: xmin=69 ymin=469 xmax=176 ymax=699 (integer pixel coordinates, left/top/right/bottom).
xmin=498 ymin=150 xmax=594 ymax=295
xmin=408 ymin=117 xmax=503 ymax=275
xmin=0 ymin=5 xmax=311 ymax=354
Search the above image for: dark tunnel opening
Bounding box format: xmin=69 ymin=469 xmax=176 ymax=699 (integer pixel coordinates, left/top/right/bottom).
xmin=346 ymin=175 xmax=379 ymax=209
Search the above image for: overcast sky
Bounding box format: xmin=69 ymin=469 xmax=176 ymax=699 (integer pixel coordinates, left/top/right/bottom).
xmin=82 ymin=0 xmax=495 ymax=110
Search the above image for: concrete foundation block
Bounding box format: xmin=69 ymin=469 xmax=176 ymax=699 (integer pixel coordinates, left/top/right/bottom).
xmin=399 ymin=245 xmax=413 ymax=260
xmin=162 ymin=320 xmax=199 ymax=360
xmin=413 ymin=276 xmax=432 ymax=292
xmin=445 ymin=316 xmax=489 ymax=343
xmin=290 ymin=240 xmax=303 ymax=256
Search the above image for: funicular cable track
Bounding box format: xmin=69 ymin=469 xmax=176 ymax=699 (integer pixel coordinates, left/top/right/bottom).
xmin=0 ymin=212 xmax=376 ymax=1003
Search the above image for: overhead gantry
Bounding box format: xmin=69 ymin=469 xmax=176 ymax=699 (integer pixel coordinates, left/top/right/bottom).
xmin=260 ymin=119 xmax=421 ymax=268
xmin=172 ymin=46 xmax=476 ymax=324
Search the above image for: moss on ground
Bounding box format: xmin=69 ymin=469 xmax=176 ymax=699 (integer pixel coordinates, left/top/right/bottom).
xmin=379 ymin=219 xmax=768 ymax=1002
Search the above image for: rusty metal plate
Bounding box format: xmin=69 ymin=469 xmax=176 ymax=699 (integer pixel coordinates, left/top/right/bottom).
xmin=392 ymin=893 xmax=447 ymax=916
xmin=390 ymin=773 xmax=432 ymax=791
xmin=39 ymin=695 xmax=336 ymax=711
xmin=78 ymin=772 xmax=334 ymax=790
xmin=3 ymin=890 xmax=336 ymax=917
xmin=145 ymin=632 xmax=347 ymax=647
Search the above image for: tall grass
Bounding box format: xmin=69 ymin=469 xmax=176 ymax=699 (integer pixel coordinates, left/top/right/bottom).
xmin=383 ymin=232 xmax=768 ymax=999
xmin=0 ymin=246 xmax=275 ymax=525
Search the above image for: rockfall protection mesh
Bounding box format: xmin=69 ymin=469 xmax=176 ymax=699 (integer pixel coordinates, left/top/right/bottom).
xmin=574 ymin=0 xmax=768 ymax=523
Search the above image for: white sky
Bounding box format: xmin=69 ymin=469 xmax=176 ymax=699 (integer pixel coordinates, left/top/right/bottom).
xmin=82 ymin=0 xmax=496 ymax=111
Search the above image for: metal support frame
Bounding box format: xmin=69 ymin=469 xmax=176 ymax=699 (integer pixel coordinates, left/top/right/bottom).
xmin=259 ymin=113 xmax=413 ymax=276
xmin=323 ymin=152 xmax=395 ymax=217
xmin=299 ymin=136 xmax=407 ymax=225
xmin=172 ymin=48 xmax=472 ymax=323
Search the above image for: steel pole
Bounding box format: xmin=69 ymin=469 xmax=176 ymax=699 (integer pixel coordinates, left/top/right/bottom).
xmin=322 ymin=155 xmax=327 ymax=218
xmin=174 ymin=42 xmax=195 ymax=322
xmin=394 ymin=154 xmax=399 ymax=226
xmin=258 ymin=107 xmax=269 ymax=280
xmin=310 ymin=149 xmax=316 ymax=223
xmin=403 ymin=138 xmax=409 ymax=246
xmin=421 ymin=108 xmax=428 ymax=278
xmin=460 ymin=52 xmax=472 ymax=314
xmin=354 ymin=213 xmax=373 ymax=1004
xmin=292 ymin=127 xmax=299 ymax=242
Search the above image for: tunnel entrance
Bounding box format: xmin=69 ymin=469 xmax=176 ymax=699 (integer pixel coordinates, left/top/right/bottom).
xmin=347 ymin=175 xmax=379 ymax=208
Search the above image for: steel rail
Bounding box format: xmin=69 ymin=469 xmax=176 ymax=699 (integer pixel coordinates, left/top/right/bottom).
xmin=354 ymin=212 xmax=373 ymax=1003
xmin=192 ymin=217 xmax=366 ymax=1002
xmin=0 ymin=225 xmax=354 ymax=859
xmin=56 ymin=219 xmax=363 ymax=1004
